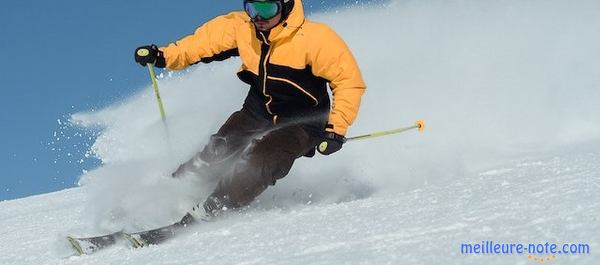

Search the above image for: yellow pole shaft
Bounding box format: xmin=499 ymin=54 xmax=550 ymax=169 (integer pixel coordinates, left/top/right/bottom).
xmin=347 ymin=120 xmax=426 ymax=142
xmin=347 ymin=126 xmax=417 ymax=141
xmin=147 ymin=63 xmax=166 ymax=121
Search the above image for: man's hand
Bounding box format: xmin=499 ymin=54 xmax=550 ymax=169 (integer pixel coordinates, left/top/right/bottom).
xmin=317 ymin=131 xmax=347 ymax=155
xmin=134 ymin=45 xmax=166 ymax=68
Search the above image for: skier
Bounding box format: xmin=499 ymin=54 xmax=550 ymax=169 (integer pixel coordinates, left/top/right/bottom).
xmin=134 ymin=0 xmax=366 ymax=219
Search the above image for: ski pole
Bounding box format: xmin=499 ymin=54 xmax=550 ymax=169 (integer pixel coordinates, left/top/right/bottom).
xmin=144 ymin=61 xmax=173 ymax=159
xmin=347 ymin=120 xmax=426 ymax=142
xmin=146 ymin=63 xmax=167 ymax=121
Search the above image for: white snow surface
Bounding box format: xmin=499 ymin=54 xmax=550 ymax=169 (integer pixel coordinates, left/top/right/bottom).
xmin=2 ymin=0 xmax=600 ymax=264
xmin=1 ymin=145 xmax=599 ymax=264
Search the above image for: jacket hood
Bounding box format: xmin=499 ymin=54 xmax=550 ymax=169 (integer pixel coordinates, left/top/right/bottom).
xmin=267 ymin=0 xmax=305 ymax=42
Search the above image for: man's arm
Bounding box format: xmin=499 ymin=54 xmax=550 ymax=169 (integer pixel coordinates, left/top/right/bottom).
xmin=160 ymin=12 xmax=246 ymax=70
xmin=310 ymin=26 xmax=366 ymax=136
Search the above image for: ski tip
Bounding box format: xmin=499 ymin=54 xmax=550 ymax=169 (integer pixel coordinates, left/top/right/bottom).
xmin=66 ymin=236 xmax=85 ymax=256
xmin=415 ymin=119 xmax=426 ymax=133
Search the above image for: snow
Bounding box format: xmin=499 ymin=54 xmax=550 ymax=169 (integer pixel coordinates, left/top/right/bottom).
xmin=2 ymin=0 xmax=600 ymax=264
xmin=1 ymin=146 xmax=598 ymax=264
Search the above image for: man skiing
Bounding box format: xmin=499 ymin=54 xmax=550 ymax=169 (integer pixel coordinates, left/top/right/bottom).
xmin=134 ymin=0 xmax=366 ymax=219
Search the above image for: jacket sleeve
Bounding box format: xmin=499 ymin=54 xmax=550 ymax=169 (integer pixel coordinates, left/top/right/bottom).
xmin=310 ymin=26 xmax=366 ymax=136
xmin=160 ymin=12 xmax=244 ymax=70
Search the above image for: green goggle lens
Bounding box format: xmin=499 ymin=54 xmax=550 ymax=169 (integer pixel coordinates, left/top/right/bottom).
xmin=244 ymin=1 xmax=281 ymax=20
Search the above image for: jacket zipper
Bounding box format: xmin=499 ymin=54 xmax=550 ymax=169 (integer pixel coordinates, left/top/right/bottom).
xmin=258 ymin=32 xmax=277 ymax=124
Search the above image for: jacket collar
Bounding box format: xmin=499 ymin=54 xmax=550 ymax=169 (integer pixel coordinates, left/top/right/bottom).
xmin=250 ymin=0 xmax=305 ymax=44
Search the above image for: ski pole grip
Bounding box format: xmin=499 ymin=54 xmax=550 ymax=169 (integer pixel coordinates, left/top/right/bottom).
xmin=137 ymin=48 xmax=150 ymax=57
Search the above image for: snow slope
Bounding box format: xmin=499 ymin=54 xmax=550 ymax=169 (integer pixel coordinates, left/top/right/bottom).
xmin=2 ymin=0 xmax=600 ymax=264
xmin=1 ymin=143 xmax=598 ymax=264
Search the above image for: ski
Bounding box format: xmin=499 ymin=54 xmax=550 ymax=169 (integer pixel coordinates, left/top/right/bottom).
xmin=66 ymin=231 xmax=124 ymax=255
xmin=67 ymin=213 xmax=197 ymax=255
xmin=123 ymin=213 xmax=195 ymax=247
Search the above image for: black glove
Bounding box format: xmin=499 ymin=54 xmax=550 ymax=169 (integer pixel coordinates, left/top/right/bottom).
xmin=134 ymin=45 xmax=166 ymax=68
xmin=317 ymin=131 xmax=347 ymax=155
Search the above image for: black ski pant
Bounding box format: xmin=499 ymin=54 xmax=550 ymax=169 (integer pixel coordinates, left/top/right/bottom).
xmin=173 ymin=109 xmax=320 ymax=209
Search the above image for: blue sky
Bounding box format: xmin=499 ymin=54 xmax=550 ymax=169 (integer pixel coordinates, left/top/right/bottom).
xmin=0 ymin=0 xmax=385 ymax=201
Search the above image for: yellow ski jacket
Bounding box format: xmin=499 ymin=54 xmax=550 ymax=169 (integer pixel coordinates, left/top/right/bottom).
xmin=161 ymin=0 xmax=366 ymax=136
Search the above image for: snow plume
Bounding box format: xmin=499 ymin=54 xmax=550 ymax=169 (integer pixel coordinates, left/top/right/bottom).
xmin=70 ymin=62 xmax=249 ymax=231
xmin=307 ymin=0 xmax=600 ymax=190
xmin=70 ymin=0 xmax=600 ymax=230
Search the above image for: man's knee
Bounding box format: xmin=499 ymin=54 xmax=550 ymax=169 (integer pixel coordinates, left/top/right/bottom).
xmin=241 ymin=135 xmax=305 ymax=184
xmin=199 ymin=134 xmax=229 ymax=163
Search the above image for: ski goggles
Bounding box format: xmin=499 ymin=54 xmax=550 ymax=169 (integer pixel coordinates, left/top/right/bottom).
xmin=244 ymin=0 xmax=282 ymax=20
